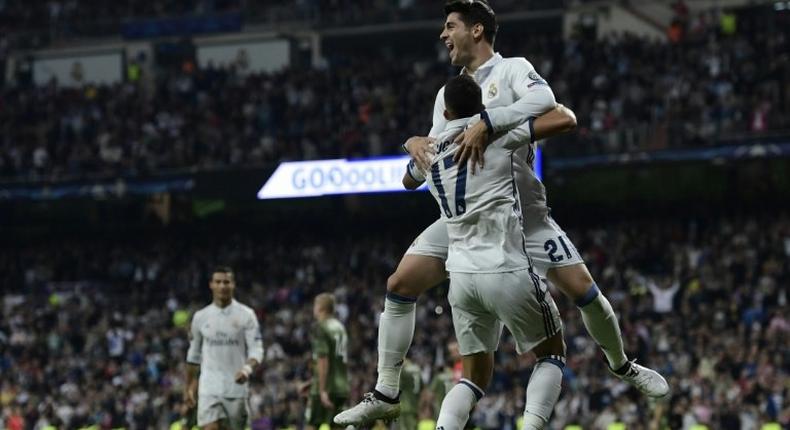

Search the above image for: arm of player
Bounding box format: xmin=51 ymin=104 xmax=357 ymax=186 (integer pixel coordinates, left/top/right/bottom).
xmin=235 ymin=311 xmax=264 ymax=384
xmin=316 ymin=355 xmax=334 ymax=408
xmin=311 ymin=325 xmax=334 ymax=408
xmin=481 ymin=58 xmax=557 ymax=134
xmin=402 ymin=159 xmax=426 ymax=190
xmin=499 ymin=104 xmax=578 ymax=151
xmin=454 ymin=59 xmax=557 ymax=172
xmin=184 ymin=312 xmax=202 ymax=409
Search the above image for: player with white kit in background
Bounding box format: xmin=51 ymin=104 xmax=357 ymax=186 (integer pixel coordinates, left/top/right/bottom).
xmin=185 ymin=266 xmax=264 ymax=430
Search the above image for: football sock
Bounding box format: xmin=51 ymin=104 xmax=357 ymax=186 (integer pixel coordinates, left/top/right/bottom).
xmin=375 ymin=293 xmax=417 ymax=399
xmin=523 ymin=357 xmax=564 ymax=429
xmin=576 ymin=284 xmax=629 ymax=370
xmin=436 ymin=379 xmax=484 ymax=430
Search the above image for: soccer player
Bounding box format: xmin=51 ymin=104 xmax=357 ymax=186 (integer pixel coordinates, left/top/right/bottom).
xmin=434 ymin=74 xmax=568 ymax=429
xmin=335 ymin=0 xmax=668 ymax=426
xmin=184 ymin=267 xmax=264 ymax=430
xmin=305 ymin=293 xmax=350 ymax=429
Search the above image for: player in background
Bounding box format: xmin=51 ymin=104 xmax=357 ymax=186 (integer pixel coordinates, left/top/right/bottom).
xmin=305 ymin=293 xmax=350 ymax=430
xmin=431 ymin=74 xmax=566 ymax=429
xmin=185 ymin=267 xmax=264 ymax=430
xmin=398 ymin=358 xmax=422 ymax=430
xmin=335 ymin=1 xmax=668 ymax=425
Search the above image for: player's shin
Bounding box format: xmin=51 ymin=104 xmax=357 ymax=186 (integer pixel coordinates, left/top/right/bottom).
xmin=576 ymin=284 xmax=628 ymax=370
xmin=436 ymin=379 xmax=484 ymax=430
xmin=375 ymin=293 xmax=417 ymax=399
xmin=523 ymin=357 xmax=564 ymax=429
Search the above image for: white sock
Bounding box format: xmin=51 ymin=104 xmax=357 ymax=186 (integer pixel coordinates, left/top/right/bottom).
xmin=576 ymin=284 xmax=628 ymax=370
xmin=374 ymin=294 xmax=416 ymax=398
xmin=523 ymin=358 xmax=564 ymax=429
xmin=436 ymin=379 xmax=484 ymax=430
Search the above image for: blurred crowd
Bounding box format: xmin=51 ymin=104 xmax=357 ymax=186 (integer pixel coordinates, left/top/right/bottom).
xmin=1 ymin=5 xmax=788 ymax=182
xmin=1 ymin=214 xmax=788 ymax=429
xmin=0 ymin=0 xmax=539 ymax=49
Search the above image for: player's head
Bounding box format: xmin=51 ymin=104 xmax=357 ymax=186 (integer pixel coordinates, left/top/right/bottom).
xmin=441 ymin=0 xmax=498 ymax=66
xmin=313 ymin=292 xmax=335 ymax=320
xmin=209 ymin=266 xmax=235 ymax=305
xmin=443 ymin=74 xmax=485 ymax=120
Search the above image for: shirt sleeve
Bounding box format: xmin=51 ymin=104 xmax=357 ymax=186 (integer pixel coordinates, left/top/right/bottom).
xmin=311 ymin=325 xmax=330 ymax=359
xmin=186 ymin=312 xmax=203 ymax=365
xmin=496 ymin=117 xmax=536 ymax=151
xmin=482 ymin=58 xmax=556 ymax=134
xmin=244 ymin=310 xmax=264 ymax=363
xmin=405 ymin=159 xmax=426 ymax=183
xmin=428 ymin=86 xmax=447 ymax=138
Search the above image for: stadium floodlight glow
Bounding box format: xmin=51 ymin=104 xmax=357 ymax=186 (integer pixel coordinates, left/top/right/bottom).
xmin=257 ymin=149 xmax=542 ymax=200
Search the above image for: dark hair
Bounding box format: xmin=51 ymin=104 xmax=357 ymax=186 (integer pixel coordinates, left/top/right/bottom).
xmin=444 ymin=0 xmax=498 ymax=45
xmin=211 ymin=266 xmax=234 ymax=277
xmin=444 ymin=75 xmax=485 ymax=118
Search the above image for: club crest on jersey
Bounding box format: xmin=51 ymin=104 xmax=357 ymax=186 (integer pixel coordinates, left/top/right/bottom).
xmin=487 ymin=82 xmax=498 ymax=99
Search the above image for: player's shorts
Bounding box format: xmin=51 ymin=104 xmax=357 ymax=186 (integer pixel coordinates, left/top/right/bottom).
xmin=523 ymin=213 xmax=584 ymax=278
xmin=197 ymin=395 xmax=249 ymax=430
xmin=448 ymin=268 xmax=562 ymax=355
xmin=405 ymin=215 xmax=584 ymax=278
xmin=305 ymin=394 xmax=348 ymax=427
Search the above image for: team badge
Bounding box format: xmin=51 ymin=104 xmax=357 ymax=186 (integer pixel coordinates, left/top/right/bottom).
xmin=528 ymin=70 xmax=543 ymax=81
xmin=487 ymin=82 xmax=498 ymax=98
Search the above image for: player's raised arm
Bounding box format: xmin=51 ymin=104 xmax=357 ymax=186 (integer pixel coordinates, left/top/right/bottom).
xmin=498 ymin=104 xmax=578 ymax=151
xmin=454 ymin=60 xmax=563 ymax=171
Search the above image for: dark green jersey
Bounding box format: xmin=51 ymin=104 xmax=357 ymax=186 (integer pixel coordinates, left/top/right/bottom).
xmin=399 ymin=360 xmax=422 ymax=415
xmin=429 ymin=368 xmax=455 ymax=415
xmin=310 ymin=318 xmax=349 ymax=396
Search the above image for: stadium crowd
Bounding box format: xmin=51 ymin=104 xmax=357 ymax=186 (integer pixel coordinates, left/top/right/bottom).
xmin=1 ymin=214 xmax=788 ymax=429
xmin=1 ymin=5 xmax=788 ymax=183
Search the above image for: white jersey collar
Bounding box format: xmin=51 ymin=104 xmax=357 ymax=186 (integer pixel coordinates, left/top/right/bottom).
xmin=212 ymin=299 xmax=236 ymax=312
xmin=461 ymin=52 xmax=503 ymax=77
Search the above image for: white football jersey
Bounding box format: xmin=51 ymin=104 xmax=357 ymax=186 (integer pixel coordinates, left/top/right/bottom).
xmin=428 ymin=53 xmax=554 ymax=224
xmin=426 ymin=117 xmax=534 ymax=273
xmin=186 ymin=299 xmax=264 ymax=398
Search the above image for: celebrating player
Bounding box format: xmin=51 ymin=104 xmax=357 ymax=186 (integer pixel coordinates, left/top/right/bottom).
xmin=335 ymin=0 xmax=668 ymax=426
xmin=428 ymin=73 xmax=567 ymax=429
xmin=184 ymin=267 xmax=264 ymax=430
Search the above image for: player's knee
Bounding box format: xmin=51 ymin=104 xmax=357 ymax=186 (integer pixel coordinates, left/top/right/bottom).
xmin=551 ymin=265 xmax=595 ymax=301
xmin=386 ymin=271 xmax=421 ymax=297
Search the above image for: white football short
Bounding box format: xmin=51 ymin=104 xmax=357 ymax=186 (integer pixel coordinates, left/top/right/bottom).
xmin=405 ymin=215 xmax=584 ymax=277
xmin=197 ymin=395 xmax=250 ymax=430
xmin=448 ymin=268 xmax=562 ymax=355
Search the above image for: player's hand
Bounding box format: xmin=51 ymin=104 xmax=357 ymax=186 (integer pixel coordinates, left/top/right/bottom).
xmin=234 ymin=364 xmax=253 ymax=384
xmin=404 ymin=136 xmax=436 ymax=171
xmin=453 ymin=120 xmax=490 ymax=174
xmin=320 ymin=391 xmax=334 ymax=408
xmin=184 ymin=386 xmax=197 ymax=409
